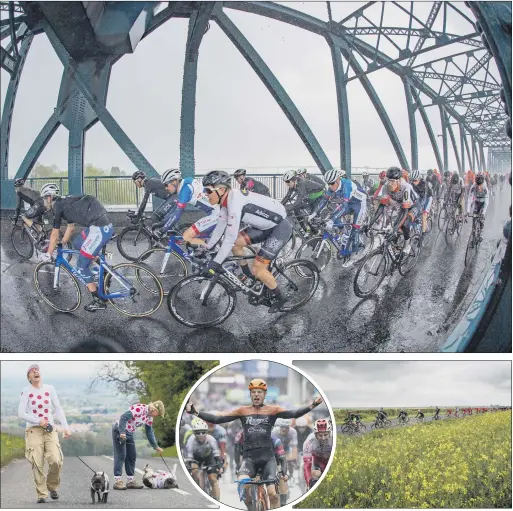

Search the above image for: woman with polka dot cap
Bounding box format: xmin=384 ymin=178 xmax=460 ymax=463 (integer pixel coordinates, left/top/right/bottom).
xmin=18 ymin=364 xmax=70 ymax=504
xmin=112 ymin=401 xmax=165 ymax=490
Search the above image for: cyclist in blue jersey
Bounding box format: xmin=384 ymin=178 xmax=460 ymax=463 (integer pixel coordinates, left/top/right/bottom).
xmin=152 ymin=169 xmax=219 ymax=247
xmin=308 ymin=168 xmax=367 ymax=267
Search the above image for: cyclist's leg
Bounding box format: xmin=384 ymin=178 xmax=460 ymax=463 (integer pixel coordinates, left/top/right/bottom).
xmin=206 ymin=456 xmax=220 ymax=501
xmin=423 ymin=197 xmax=432 ymax=232
xmin=77 ymin=225 xmax=114 ymax=309
xmin=189 ymin=461 xmax=202 ymax=487
xmin=262 ymin=457 xmax=280 ymax=509
xmin=237 ymin=458 xmax=256 ymax=508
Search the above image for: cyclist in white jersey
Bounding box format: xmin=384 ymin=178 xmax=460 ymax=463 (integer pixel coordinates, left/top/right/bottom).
xmin=303 ymin=419 xmax=332 ymax=490
xmin=200 ymin=170 xmax=293 ymax=312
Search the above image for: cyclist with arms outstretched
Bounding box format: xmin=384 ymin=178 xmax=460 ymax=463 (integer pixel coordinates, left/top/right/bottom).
xmin=199 ymin=171 xmax=294 ymax=312
xmin=185 ymin=379 xmax=323 ymax=510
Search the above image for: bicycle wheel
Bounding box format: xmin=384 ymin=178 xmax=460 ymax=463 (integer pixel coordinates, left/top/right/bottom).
xmin=464 ymin=230 xmax=478 ymax=266
xmin=438 ymin=207 xmax=447 ymax=230
xmin=278 ymin=231 xmax=297 ymax=259
xmin=352 ymin=230 xmax=376 ymax=264
xmin=168 ymin=275 xmax=236 ymax=328
xmin=104 ymin=263 xmax=163 ymax=317
xmin=357 ymin=424 xmax=367 ymax=433
xmin=273 ymin=259 xmax=319 ymax=313
xmin=353 ymin=248 xmax=387 ymax=297
xmin=295 ymin=236 xmax=331 ymax=271
xmin=34 ymin=263 xmax=81 ymax=312
xmin=398 ymin=236 xmax=421 ymax=276
xmin=137 ymin=248 xmax=188 ymax=295
xmin=445 ymin=217 xmax=458 ymax=245
xmin=421 ymin=216 xmax=434 ymax=248
xmin=117 ymin=225 xmax=153 ymax=261
xmin=11 ymin=225 xmax=34 ymax=259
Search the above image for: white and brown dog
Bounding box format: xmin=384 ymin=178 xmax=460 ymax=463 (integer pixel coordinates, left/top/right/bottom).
xmin=142 ymin=464 xmax=178 ymax=489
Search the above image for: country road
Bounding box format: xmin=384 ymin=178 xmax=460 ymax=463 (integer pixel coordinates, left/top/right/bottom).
xmin=0 ymin=456 xmax=217 ymax=509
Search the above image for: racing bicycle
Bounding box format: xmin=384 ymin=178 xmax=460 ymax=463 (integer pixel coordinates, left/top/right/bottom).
xmin=464 ymin=213 xmax=485 ymax=266
xmin=237 ymin=476 xmax=278 ymax=511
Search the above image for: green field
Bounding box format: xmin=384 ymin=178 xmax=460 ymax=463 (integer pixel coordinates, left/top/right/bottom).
xmin=0 ymin=433 xmax=25 ymax=467
xmin=298 ymin=411 xmax=512 ymax=508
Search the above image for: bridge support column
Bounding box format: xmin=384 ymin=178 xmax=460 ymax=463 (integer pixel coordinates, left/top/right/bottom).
xmin=403 ymin=78 xmax=418 ymax=171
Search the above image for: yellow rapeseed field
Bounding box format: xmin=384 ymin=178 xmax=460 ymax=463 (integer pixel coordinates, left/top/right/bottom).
xmin=297 ymin=411 xmax=511 ymax=508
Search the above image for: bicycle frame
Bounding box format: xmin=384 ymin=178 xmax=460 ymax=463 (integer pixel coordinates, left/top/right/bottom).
xmin=158 ymin=233 xmax=208 ymax=275
xmin=52 ymin=245 xmax=135 ymax=300
xmin=237 ymin=477 xmax=277 ymax=509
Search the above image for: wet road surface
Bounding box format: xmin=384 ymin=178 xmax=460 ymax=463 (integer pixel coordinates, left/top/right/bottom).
xmin=1 ymin=187 xmax=509 ymax=353
xmin=0 ymin=456 xmax=216 ymax=509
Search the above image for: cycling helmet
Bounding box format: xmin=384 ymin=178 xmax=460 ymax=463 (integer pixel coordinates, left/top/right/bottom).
xmin=132 ymin=170 xmax=146 ymax=181
xmin=276 ymin=418 xmax=291 ymax=428
xmin=386 ymin=166 xmax=402 ymax=180
xmin=191 ymin=419 xmax=209 ymax=431
xmin=379 ymin=407 xmax=384 ymax=412
xmin=314 ymin=418 xmax=331 ymax=433
xmin=233 ymin=168 xmax=246 ymax=178
xmin=161 ymin=168 xmax=182 ymax=185
xmin=451 ymin=173 xmax=460 ymax=185
xmin=248 ymin=378 xmax=267 ymax=391
xmin=40 ymin=183 xmax=60 ymax=198
xmin=444 ymin=171 xmax=451 ymax=179
xmin=14 ymin=178 xmax=25 ymax=187
xmin=427 ymin=169 xmax=434 ymax=176
xmin=295 ymin=417 xmax=308 ymax=428
xmin=475 ymin=173 xmax=485 ymax=185
xmin=379 ymin=170 xmax=387 ymax=180
xmin=410 ymin=169 xmax=420 ymax=181
xmin=191 ymin=417 xmax=204 ymax=428
xmin=362 ymin=171 xmax=369 ymax=177
xmin=283 ymin=170 xmax=297 ymax=182
xmin=324 ymin=168 xmax=344 ymax=185
xmin=297 ymin=168 xmax=308 ymax=175
xmin=202 ymin=170 xmax=231 ymax=188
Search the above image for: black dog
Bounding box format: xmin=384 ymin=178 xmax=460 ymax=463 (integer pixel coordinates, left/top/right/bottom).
xmin=91 ymin=472 xmax=110 ymax=503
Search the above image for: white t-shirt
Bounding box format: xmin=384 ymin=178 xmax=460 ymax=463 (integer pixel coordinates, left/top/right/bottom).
xmin=18 ymin=383 xmax=69 ymax=430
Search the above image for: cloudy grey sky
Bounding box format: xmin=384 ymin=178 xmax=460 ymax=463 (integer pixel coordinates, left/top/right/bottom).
xmin=0 ymin=2 xmax=487 ymax=176
xmin=1 ymin=361 xmax=105 ymax=381
xmin=294 ymin=361 xmax=512 ymax=407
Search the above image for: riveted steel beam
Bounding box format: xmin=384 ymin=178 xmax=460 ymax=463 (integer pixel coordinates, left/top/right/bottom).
xmin=439 ymin=105 xmax=448 ymax=171
xmin=180 ymin=2 xmax=216 ymax=178
xmin=407 ymin=1 xmax=442 ymax=67
xmin=403 ymin=77 xmax=418 ymax=170
xmin=214 ymin=8 xmax=332 ymax=172
xmin=445 ymin=109 xmax=462 ymax=174
xmin=327 ymin=33 xmax=351 ymax=174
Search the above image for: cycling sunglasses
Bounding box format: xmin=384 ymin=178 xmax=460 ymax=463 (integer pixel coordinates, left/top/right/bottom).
xmin=203 ymin=187 xmax=218 ymax=195
xmin=194 ymin=431 xmax=208 ymax=436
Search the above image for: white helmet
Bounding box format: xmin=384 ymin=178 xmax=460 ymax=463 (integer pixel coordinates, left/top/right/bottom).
xmin=297 ymin=168 xmax=308 ymax=175
xmin=324 ymin=168 xmax=345 ymax=185
xmin=410 ymin=169 xmax=420 ymax=181
xmin=40 ymin=183 xmax=60 ymax=198
xmin=161 ymin=168 xmax=182 ymax=184
xmin=191 ymin=419 xmax=208 ymax=431
xmin=283 ymin=170 xmax=297 ymax=182
xmin=276 ymin=418 xmax=291 ymax=428
xmin=362 ymin=171 xmax=369 ymax=177
xmin=295 ymin=417 xmax=308 ymax=428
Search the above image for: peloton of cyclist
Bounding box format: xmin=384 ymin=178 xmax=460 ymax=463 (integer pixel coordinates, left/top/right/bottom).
xmin=308 ymin=168 xmax=368 ymax=268
xmin=466 ymin=172 xmax=489 ymax=237
xmin=365 ymin=166 xmax=421 ymax=257
xmin=233 ymin=169 xmax=271 ymax=197
xmin=185 ymin=378 xmax=323 ymax=510
xmin=131 ymin=170 xmax=175 ymax=225
xmin=200 ymin=170 xmax=293 ymax=312
xmin=183 ymin=419 xmax=223 ymax=501
xmin=153 ymin=168 xmax=219 ymax=246
xmin=302 ymin=418 xmax=333 ymax=490
xmin=39 ymin=184 xmax=114 ymax=312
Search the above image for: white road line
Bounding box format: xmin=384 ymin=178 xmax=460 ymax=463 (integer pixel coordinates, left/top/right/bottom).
xmin=102 ymin=455 xmax=191 ymax=495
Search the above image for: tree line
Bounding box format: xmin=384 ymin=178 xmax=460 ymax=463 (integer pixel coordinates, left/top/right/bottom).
xmin=30 ymin=162 xmax=130 ymax=178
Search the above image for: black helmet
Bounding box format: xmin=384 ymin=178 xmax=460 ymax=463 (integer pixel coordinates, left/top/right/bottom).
xmin=475 ymin=173 xmax=485 ymax=185
xmin=132 ymin=171 xmax=146 ymax=181
xmin=451 ymin=173 xmax=459 ymax=185
xmin=386 ymin=166 xmax=402 ymax=180
xmin=427 ymin=169 xmax=434 ymax=176
xmin=233 ymin=169 xmax=246 ymax=178
xmin=203 ymin=170 xmax=231 ymax=188
xmin=14 ymin=178 xmax=25 ymax=187
xmin=444 ymin=171 xmax=451 ymax=179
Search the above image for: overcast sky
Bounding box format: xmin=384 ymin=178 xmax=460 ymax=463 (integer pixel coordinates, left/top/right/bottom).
xmin=0 ymin=2 xmax=490 ymax=175
xmin=294 ymin=361 xmax=512 ymax=407
xmin=1 ymin=361 xmax=105 ymax=382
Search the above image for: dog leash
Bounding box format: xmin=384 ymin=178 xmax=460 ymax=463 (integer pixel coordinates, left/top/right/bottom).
xmin=67 ymin=444 xmax=97 ymax=474
xmin=160 ymin=454 xmax=172 ymax=474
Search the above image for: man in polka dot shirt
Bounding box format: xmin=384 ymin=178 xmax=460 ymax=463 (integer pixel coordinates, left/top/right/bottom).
xmin=18 ymin=364 xmax=70 ymax=504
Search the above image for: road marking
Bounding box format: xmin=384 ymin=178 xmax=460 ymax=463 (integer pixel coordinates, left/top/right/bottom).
xmin=102 ymin=455 xmax=191 ymax=495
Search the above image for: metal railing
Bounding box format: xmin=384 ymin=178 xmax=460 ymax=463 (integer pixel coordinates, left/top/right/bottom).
xmin=22 ymin=171 xmax=383 ymax=210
